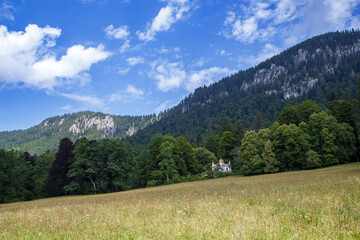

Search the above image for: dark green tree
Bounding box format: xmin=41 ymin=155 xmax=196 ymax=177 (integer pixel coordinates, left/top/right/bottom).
xmin=107 ymin=141 xmax=136 ymax=192
xmin=271 ymin=124 xmax=310 ymax=170
xmin=194 ymin=147 xmax=217 ymax=172
xmin=253 ymin=111 xmax=267 ymax=130
xmin=45 ymin=138 xmax=74 ymax=196
xmin=177 ymin=136 xmax=199 ymax=174
xmin=217 ymin=131 xmax=237 ymax=161
xmin=234 ymin=120 xmax=245 ymax=145
xmin=276 ymin=104 xmax=299 ymax=125
xmin=32 ymin=152 xmax=55 ymax=198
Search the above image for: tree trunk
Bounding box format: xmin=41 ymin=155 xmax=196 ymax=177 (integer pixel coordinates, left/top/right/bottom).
xmin=90 ymin=178 xmax=96 ymax=195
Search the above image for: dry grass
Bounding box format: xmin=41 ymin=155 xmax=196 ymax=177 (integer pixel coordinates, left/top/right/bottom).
xmin=1 ymin=163 xmax=360 ymax=239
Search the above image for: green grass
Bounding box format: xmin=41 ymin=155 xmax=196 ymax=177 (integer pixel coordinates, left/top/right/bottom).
xmin=1 ymin=163 xmax=360 ymax=239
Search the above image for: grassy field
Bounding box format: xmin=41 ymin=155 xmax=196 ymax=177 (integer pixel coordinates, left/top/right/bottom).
xmin=1 ymin=163 xmax=360 ymax=239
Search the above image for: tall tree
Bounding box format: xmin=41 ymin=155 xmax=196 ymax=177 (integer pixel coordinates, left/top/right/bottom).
xmin=65 ymin=138 xmax=100 ymax=195
xmin=194 ymin=147 xmax=217 ymax=172
xmin=276 ymin=104 xmax=299 ymax=125
xmin=253 ymin=111 xmax=267 ymax=130
xmin=217 ymin=131 xmax=237 ymax=161
xmin=234 ymin=120 xmax=245 ymax=146
xmin=238 ymin=130 xmax=264 ymax=175
xmin=32 ymin=152 xmax=55 ymax=198
xmin=271 ymin=124 xmax=310 ymax=170
xmin=177 ymin=136 xmax=199 ymax=174
xmin=263 ymin=140 xmax=279 ymax=173
xmin=0 ymin=149 xmax=32 ymax=203
xmin=45 ymin=138 xmax=74 ymax=196
xmin=107 ymin=141 xmax=136 ymax=192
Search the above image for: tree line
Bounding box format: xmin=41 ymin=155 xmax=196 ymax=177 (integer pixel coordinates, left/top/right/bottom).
xmin=0 ymin=134 xmax=220 ymax=203
xmin=1 ymin=84 xmax=359 ymax=203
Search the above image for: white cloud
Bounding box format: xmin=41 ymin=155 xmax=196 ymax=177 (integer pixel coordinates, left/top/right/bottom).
xmin=150 ymin=60 xmax=234 ymax=92
xmin=105 ymin=24 xmax=130 ymax=39
xmin=58 ymin=92 xmax=104 ymax=108
xmin=186 ymin=67 xmax=233 ymax=92
xmin=126 ymin=84 xmax=144 ymax=95
xmin=238 ymin=43 xmax=280 ymax=67
xmin=61 ymin=105 xmax=72 ymax=110
xmin=108 ymin=85 xmax=144 ymax=103
xmin=0 ymin=2 xmax=15 ymax=21
xmin=118 ymin=67 xmax=130 ymax=75
xmin=150 ymin=61 xmax=187 ymax=91
xmin=127 ymin=56 xmax=145 ymax=66
xmin=192 ymin=57 xmax=208 ymax=67
xmin=137 ymin=0 xmax=193 ymax=41
xmin=0 ymin=24 xmax=110 ymax=90
xmin=222 ymin=0 xmax=360 ymax=45
xmin=324 ymin=0 xmax=358 ymax=28
xmin=120 ymin=39 xmax=130 ymax=53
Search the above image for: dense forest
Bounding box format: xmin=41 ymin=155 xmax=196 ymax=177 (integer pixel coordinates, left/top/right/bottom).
xmin=1 ymin=30 xmax=359 ymax=155
xmin=1 ymin=86 xmax=359 ymax=203
xmin=1 ymin=30 xmax=360 ymax=203
xmin=128 ymin=30 xmax=360 ymax=149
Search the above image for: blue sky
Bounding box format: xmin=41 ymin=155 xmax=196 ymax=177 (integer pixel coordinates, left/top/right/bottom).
xmin=0 ymin=0 xmax=359 ymax=131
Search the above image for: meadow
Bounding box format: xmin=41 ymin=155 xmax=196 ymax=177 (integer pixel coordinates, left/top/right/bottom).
xmin=1 ymin=163 xmax=360 ymax=239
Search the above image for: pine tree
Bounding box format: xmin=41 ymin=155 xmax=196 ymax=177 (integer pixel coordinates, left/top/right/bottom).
xmin=253 ymin=111 xmax=267 ymax=130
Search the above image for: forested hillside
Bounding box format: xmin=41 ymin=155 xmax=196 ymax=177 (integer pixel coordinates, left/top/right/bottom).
xmin=1 ymin=30 xmax=359 ymax=155
xmin=0 ymin=112 xmax=157 ymax=155
xmin=129 ymin=30 xmax=360 ymax=148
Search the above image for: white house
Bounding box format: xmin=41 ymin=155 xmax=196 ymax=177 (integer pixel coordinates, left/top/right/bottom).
xmin=212 ymin=159 xmax=232 ymax=173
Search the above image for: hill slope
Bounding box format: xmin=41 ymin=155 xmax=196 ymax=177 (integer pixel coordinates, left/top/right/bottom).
xmin=0 ymin=112 xmax=157 ymax=154
xmin=1 ymin=163 xmax=359 ymax=239
xmin=1 ymin=30 xmax=360 ymax=153
xmin=129 ymin=30 xmax=360 ymax=146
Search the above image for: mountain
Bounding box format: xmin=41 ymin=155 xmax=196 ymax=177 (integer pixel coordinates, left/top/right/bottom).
xmin=0 ymin=112 xmax=157 ymax=154
xmin=2 ymin=30 xmax=360 ymax=154
xmin=128 ymin=30 xmax=360 ymax=147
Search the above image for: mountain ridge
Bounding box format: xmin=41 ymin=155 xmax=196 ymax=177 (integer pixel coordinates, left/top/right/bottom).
xmin=128 ymin=30 xmax=360 ymax=147
xmin=0 ymin=111 xmax=158 ymax=154
xmin=1 ymin=30 xmax=360 ymax=153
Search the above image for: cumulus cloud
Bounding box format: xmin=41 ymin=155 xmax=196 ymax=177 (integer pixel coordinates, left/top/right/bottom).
xmin=150 ymin=61 xmax=187 ymax=91
xmin=137 ymin=0 xmax=193 ymax=41
xmin=150 ymin=60 xmax=234 ymax=92
xmin=105 ymin=24 xmax=130 ymax=39
xmin=222 ymin=0 xmax=360 ymax=44
xmin=127 ymin=56 xmax=145 ymax=66
xmin=0 ymin=24 xmax=110 ymax=90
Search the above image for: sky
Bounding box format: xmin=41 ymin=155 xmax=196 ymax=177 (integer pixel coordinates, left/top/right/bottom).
xmin=0 ymin=0 xmax=359 ymax=131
